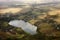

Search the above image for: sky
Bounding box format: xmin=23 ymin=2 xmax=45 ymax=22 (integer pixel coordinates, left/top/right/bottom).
xmin=0 ymin=0 xmax=60 ymax=3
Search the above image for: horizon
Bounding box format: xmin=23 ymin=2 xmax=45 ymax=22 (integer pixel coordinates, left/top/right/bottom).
xmin=0 ymin=0 xmax=60 ymax=4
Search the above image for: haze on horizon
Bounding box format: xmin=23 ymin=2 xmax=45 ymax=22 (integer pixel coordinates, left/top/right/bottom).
xmin=0 ymin=0 xmax=60 ymax=4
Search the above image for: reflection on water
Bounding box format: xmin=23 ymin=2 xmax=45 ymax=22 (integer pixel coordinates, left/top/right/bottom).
xmin=9 ymin=20 xmax=37 ymax=35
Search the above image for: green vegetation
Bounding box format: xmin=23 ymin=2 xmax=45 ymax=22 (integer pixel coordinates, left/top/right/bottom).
xmin=0 ymin=5 xmax=60 ymax=40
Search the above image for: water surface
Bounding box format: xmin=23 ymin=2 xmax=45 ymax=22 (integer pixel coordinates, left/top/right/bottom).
xmin=9 ymin=20 xmax=37 ymax=35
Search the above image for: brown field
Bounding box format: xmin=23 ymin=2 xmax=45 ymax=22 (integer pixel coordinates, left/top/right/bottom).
xmin=0 ymin=8 xmax=23 ymax=14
